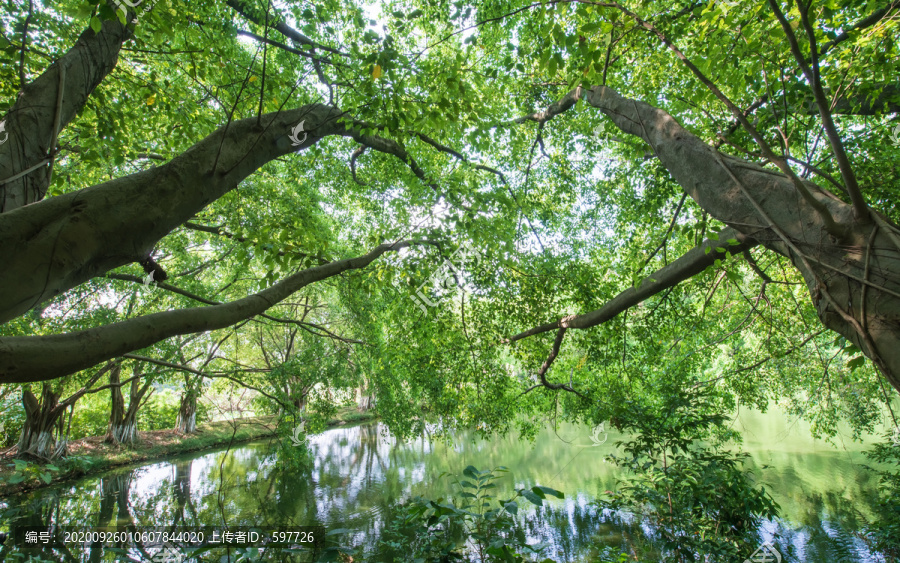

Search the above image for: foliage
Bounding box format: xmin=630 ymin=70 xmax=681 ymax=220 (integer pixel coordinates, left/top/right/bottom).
xmin=0 ymin=459 xmax=59 ymax=486
xmin=67 ymin=392 xmax=109 ymax=439
xmin=599 ymin=386 xmax=780 ymax=562
xmin=861 ymin=431 xmax=900 ymax=560
xmin=272 ymin=415 xmax=315 ymax=472
xmin=379 ymin=465 xmax=561 ymax=562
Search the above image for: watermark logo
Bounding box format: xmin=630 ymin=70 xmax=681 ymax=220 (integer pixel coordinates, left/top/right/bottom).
xmin=289 ymin=421 xmax=306 ymax=447
xmin=890 ymin=123 xmax=900 ymax=147
xmin=892 ymin=426 xmax=900 ymax=447
xmin=0 ymin=421 xmax=5 ymax=438
xmin=143 ymin=270 xmax=159 ymax=291
xmin=743 ymin=542 xmax=782 ymax=563
xmin=289 ymin=120 xmax=308 ymax=146
xmin=588 ymin=422 xmax=608 ymax=446
xmin=400 ymin=241 xmax=483 ymax=315
xmin=111 ymin=0 xmax=162 ymax=22
xmin=150 ymin=543 xmax=184 ymax=563
xmin=0 ymin=120 xmax=8 ymax=145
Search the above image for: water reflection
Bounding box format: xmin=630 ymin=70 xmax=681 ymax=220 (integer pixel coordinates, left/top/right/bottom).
xmin=0 ymin=413 xmax=890 ymax=562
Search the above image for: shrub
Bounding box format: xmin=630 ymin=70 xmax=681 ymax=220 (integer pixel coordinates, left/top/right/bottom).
xmin=379 ymin=465 xmax=561 ymax=562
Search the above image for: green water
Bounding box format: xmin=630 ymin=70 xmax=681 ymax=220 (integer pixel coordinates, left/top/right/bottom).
xmin=0 ymin=408 xmax=891 ymax=562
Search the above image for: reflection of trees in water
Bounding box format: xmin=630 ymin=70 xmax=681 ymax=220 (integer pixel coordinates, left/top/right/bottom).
xmin=0 ymin=489 xmax=77 ymax=562
xmin=0 ymin=424 xmax=891 ymax=562
xmin=171 ymin=459 xmax=197 ymax=528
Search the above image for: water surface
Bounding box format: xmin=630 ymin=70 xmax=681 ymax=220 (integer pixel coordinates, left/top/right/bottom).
xmin=0 ymin=408 xmax=890 ymax=562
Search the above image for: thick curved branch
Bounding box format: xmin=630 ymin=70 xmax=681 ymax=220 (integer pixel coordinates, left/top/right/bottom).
xmin=0 ymin=240 xmax=414 ymax=384
xmin=0 ymin=16 xmax=133 ymax=212
xmin=0 ymin=101 xmax=427 ymax=325
xmin=506 ymin=228 xmax=758 ymax=344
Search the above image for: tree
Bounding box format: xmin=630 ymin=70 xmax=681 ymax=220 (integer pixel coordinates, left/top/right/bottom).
xmin=0 ymin=0 xmax=898 ymax=416
xmin=17 ymin=361 xmax=118 ymax=459
xmin=105 ymin=364 xmax=153 ymax=446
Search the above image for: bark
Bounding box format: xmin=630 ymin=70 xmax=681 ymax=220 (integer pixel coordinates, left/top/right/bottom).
xmin=0 ymin=240 xmax=415 ymax=383
xmin=105 ymin=364 xmax=126 ymax=444
xmin=0 ymin=17 xmax=132 ymax=212
xmin=515 ymin=85 xmax=900 ymax=392
xmin=17 ymin=385 xmax=67 ymax=459
xmin=356 ymin=377 xmax=374 ymax=412
xmin=0 ymin=102 xmax=345 ymax=326
xmin=15 ymin=362 xmax=116 ymax=458
xmin=105 ymin=365 xmax=153 ymax=446
xmin=175 ymin=391 xmax=198 ymax=434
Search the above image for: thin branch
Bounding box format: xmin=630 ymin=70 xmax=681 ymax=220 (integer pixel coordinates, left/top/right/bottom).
xmin=506 ymin=228 xmax=758 ymax=344
xmin=636 ymin=193 xmax=687 ymax=275
xmin=770 ymin=0 xmax=866 ymax=219
xmin=122 ymin=353 xmax=293 ymax=411
xmin=18 ymin=0 xmax=33 ymax=92
xmin=526 ymin=328 xmax=588 ymax=399
xmin=694 ymin=329 xmax=825 ymax=387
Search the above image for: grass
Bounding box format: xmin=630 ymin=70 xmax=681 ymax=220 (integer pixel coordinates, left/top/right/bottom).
xmin=0 ymin=406 xmax=377 ymax=497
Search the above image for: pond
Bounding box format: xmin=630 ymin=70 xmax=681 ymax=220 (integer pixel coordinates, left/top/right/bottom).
xmin=0 ymin=407 xmax=890 ymax=562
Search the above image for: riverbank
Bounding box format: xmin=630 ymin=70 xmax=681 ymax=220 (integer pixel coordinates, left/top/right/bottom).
xmin=0 ymin=407 xmax=376 ymax=497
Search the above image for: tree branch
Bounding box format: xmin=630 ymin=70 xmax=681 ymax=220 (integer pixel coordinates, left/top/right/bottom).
xmin=506 ymin=227 xmax=758 ymax=344
xmin=0 ymin=240 xmax=416 ymax=383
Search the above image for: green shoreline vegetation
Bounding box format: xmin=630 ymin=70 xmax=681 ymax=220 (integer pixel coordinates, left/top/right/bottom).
xmin=0 ymin=408 xmax=376 ymax=498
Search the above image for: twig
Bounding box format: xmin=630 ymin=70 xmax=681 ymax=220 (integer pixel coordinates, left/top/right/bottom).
xmin=770 ymin=0 xmax=867 ymax=219
xmin=18 ymin=0 xmax=33 ymax=91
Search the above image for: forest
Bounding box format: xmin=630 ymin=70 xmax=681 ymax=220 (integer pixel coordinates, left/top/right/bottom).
xmin=0 ymin=0 xmax=899 ymax=561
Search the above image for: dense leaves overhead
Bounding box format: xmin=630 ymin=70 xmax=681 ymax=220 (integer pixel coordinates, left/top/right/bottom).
xmin=0 ymin=0 xmax=897 ymax=443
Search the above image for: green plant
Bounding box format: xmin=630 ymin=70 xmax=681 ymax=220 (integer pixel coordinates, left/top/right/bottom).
xmin=861 ymin=431 xmax=900 ymax=561
xmin=2 ymin=459 xmax=60 ymax=485
xmin=58 ymin=455 xmax=99 ymax=475
xmin=380 ymin=465 xmax=561 ymax=562
xmin=599 ymin=386 xmax=779 ymax=562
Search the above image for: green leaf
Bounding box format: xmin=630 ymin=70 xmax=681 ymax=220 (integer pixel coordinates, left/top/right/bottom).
xmin=847 ymin=356 xmax=866 ymax=370
xmin=533 ymin=485 xmax=564 ymax=499
xmin=90 ymin=16 xmax=102 ymax=34
xmin=520 ymin=489 xmax=543 ymax=506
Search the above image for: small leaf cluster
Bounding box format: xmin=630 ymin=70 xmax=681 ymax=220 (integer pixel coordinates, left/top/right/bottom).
xmin=600 ymin=386 xmax=780 ymax=561
xmin=2 ymin=459 xmax=59 ymax=485
xmin=379 ymin=465 xmax=563 ymax=562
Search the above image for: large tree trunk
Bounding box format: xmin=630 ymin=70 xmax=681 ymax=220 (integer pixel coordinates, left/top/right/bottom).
xmin=356 ymin=378 xmax=374 ymax=412
xmin=582 ymin=85 xmax=900 ymax=392
xmin=105 ymin=366 xmax=152 ymax=446
xmin=105 ymin=364 xmax=127 ymax=445
xmin=17 ymin=385 xmax=67 ymax=459
xmin=175 ymin=391 xmax=198 ymax=434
